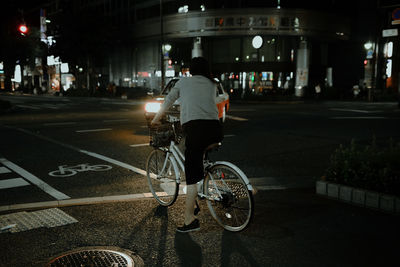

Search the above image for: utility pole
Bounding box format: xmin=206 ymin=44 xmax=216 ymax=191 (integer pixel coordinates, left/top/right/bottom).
xmin=160 ymin=0 xmax=165 ymax=90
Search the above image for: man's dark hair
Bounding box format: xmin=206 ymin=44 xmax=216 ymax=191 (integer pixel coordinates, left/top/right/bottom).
xmin=190 ymin=57 xmax=215 ymax=82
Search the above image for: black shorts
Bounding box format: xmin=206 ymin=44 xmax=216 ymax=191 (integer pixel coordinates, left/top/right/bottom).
xmin=182 ymin=120 xmax=223 ymax=185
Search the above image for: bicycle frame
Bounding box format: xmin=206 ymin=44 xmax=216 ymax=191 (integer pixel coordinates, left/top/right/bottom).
xmin=160 ymin=141 xmax=232 ymax=202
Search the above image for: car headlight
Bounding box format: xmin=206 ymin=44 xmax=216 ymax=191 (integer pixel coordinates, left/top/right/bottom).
xmin=145 ymin=102 xmax=161 ymax=113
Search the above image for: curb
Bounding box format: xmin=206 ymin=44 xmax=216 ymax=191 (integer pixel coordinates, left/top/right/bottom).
xmin=0 ymin=193 xmax=155 ymax=213
xmin=316 ymin=181 xmax=400 ymax=214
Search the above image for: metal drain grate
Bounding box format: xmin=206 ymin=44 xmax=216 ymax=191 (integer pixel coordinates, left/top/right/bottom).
xmin=47 ymin=247 xmax=143 ymax=267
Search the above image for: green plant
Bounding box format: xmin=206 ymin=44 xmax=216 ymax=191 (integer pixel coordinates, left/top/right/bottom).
xmin=324 ymin=137 xmax=400 ymax=196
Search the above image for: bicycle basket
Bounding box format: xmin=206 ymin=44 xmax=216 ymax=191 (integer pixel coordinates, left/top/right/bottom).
xmin=149 ymin=124 xmax=175 ymax=147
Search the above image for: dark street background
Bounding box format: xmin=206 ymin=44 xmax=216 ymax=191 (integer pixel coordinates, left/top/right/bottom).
xmin=0 ymin=94 xmax=399 ymax=266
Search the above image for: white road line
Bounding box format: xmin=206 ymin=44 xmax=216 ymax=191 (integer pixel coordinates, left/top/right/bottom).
xmin=226 ymin=115 xmax=248 ymax=121
xmin=0 ymin=178 xmax=30 ymax=189
xmin=16 ymin=104 xmax=41 ymax=110
xmin=130 ymin=143 xmax=149 ymax=147
xmin=41 ymin=104 xmax=59 ymax=109
xmin=0 ymin=167 xmax=11 ymax=174
xmin=330 ymin=108 xmax=373 ymax=113
xmin=79 ymin=150 xmax=147 ymax=176
xmin=0 ymin=158 xmax=70 ymax=200
xmin=330 ymin=116 xmax=386 ymax=120
xmin=103 ymin=119 xmax=129 ymax=123
xmin=224 ymin=134 xmax=235 ymax=138
xmin=44 ymin=122 xmax=77 ymax=126
xmin=76 ymin=128 xmax=112 ymax=133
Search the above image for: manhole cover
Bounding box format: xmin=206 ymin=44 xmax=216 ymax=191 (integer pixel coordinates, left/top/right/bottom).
xmin=47 ymin=247 xmax=143 ymax=267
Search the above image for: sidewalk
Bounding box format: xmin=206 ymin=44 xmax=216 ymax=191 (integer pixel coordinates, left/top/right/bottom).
xmin=1 ymin=188 xmax=398 ymax=266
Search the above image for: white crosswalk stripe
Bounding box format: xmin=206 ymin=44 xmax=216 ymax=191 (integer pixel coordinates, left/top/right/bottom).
xmin=0 ymin=158 xmax=69 ymax=199
xmin=0 ymin=178 xmax=30 ymax=189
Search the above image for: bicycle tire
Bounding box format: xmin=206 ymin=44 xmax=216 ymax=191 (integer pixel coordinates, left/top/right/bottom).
xmin=146 ymin=149 xmax=179 ymax=206
xmin=204 ymin=163 xmax=254 ymax=232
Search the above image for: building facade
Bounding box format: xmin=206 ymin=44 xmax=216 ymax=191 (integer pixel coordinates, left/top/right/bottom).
xmin=39 ymin=0 xmax=397 ymax=100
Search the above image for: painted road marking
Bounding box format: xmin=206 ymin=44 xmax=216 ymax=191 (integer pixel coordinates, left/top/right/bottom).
xmin=0 ymin=178 xmax=30 ymax=189
xmin=130 ymin=143 xmax=149 ymax=147
xmin=15 ymin=104 xmax=41 ymax=110
xmin=0 ymin=167 xmax=11 ymax=174
xmin=0 ymin=158 xmax=70 ymax=200
xmin=330 ymin=116 xmax=386 ymax=120
xmin=44 ymin=122 xmax=77 ymax=126
xmin=224 ymin=134 xmax=235 ymax=138
xmin=226 ymin=115 xmax=248 ymax=121
xmin=330 ymin=108 xmax=373 ymax=113
xmin=76 ymin=128 xmax=112 ymax=133
xmin=79 ymin=150 xmax=147 ymax=176
xmin=103 ymin=119 xmax=129 ymax=123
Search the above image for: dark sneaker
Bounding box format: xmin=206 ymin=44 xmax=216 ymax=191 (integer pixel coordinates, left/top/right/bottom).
xmin=176 ymin=219 xmax=200 ymax=233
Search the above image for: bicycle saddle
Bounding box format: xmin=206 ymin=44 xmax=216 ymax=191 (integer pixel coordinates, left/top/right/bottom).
xmin=205 ymin=142 xmax=222 ymax=152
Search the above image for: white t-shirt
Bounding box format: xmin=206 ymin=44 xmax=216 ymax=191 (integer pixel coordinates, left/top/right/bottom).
xmin=153 ymin=76 xmax=219 ymax=125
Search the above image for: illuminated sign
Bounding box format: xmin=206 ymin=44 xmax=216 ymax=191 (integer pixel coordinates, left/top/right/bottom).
xmin=392 ymin=8 xmax=400 ymax=25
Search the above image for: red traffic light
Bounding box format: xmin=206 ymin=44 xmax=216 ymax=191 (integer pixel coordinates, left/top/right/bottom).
xmin=18 ymin=25 xmax=28 ymax=35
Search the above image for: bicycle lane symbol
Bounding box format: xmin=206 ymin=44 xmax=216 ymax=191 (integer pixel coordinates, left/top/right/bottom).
xmin=48 ymin=163 xmax=112 ymax=177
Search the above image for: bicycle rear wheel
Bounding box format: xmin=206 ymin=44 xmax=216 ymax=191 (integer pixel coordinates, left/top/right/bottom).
xmin=204 ymin=163 xmax=254 ymax=232
xmin=146 ymin=149 xmax=179 ymax=206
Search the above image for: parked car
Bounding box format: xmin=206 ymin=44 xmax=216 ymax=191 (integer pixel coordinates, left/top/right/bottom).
xmin=144 ymin=77 xmax=230 ymax=122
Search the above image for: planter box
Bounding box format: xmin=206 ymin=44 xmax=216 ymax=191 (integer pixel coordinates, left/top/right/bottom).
xmin=380 ymin=195 xmax=395 ymax=212
xmin=316 ymin=181 xmax=399 ymax=214
xmin=339 ymin=186 xmax=352 ymax=202
xmin=327 ymin=183 xmax=339 ymax=198
xmin=352 ymin=189 xmax=366 ymax=207
xmin=316 ymin=181 xmax=327 ymax=195
xmin=365 ymin=191 xmax=380 ymax=209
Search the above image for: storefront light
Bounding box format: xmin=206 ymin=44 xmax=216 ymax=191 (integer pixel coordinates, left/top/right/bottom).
xmin=364 ymin=42 xmax=373 ymax=50
xmin=13 ymin=65 xmax=22 ymax=83
xmin=384 ymin=41 xmax=393 ymax=58
xmin=61 ymin=63 xmax=69 ymax=73
xmin=386 ymin=59 xmax=392 ymax=78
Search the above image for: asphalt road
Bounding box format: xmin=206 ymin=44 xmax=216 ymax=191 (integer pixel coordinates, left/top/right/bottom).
xmin=0 ymin=94 xmax=399 ymax=266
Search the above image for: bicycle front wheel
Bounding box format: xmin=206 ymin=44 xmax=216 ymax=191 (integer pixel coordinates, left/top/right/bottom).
xmin=146 ymin=149 xmax=179 ymax=206
xmin=204 ymin=163 xmax=254 ymax=232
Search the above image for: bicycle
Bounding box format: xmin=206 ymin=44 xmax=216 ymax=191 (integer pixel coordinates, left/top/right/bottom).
xmin=145 ymin=115 xmax=254 ymax=232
